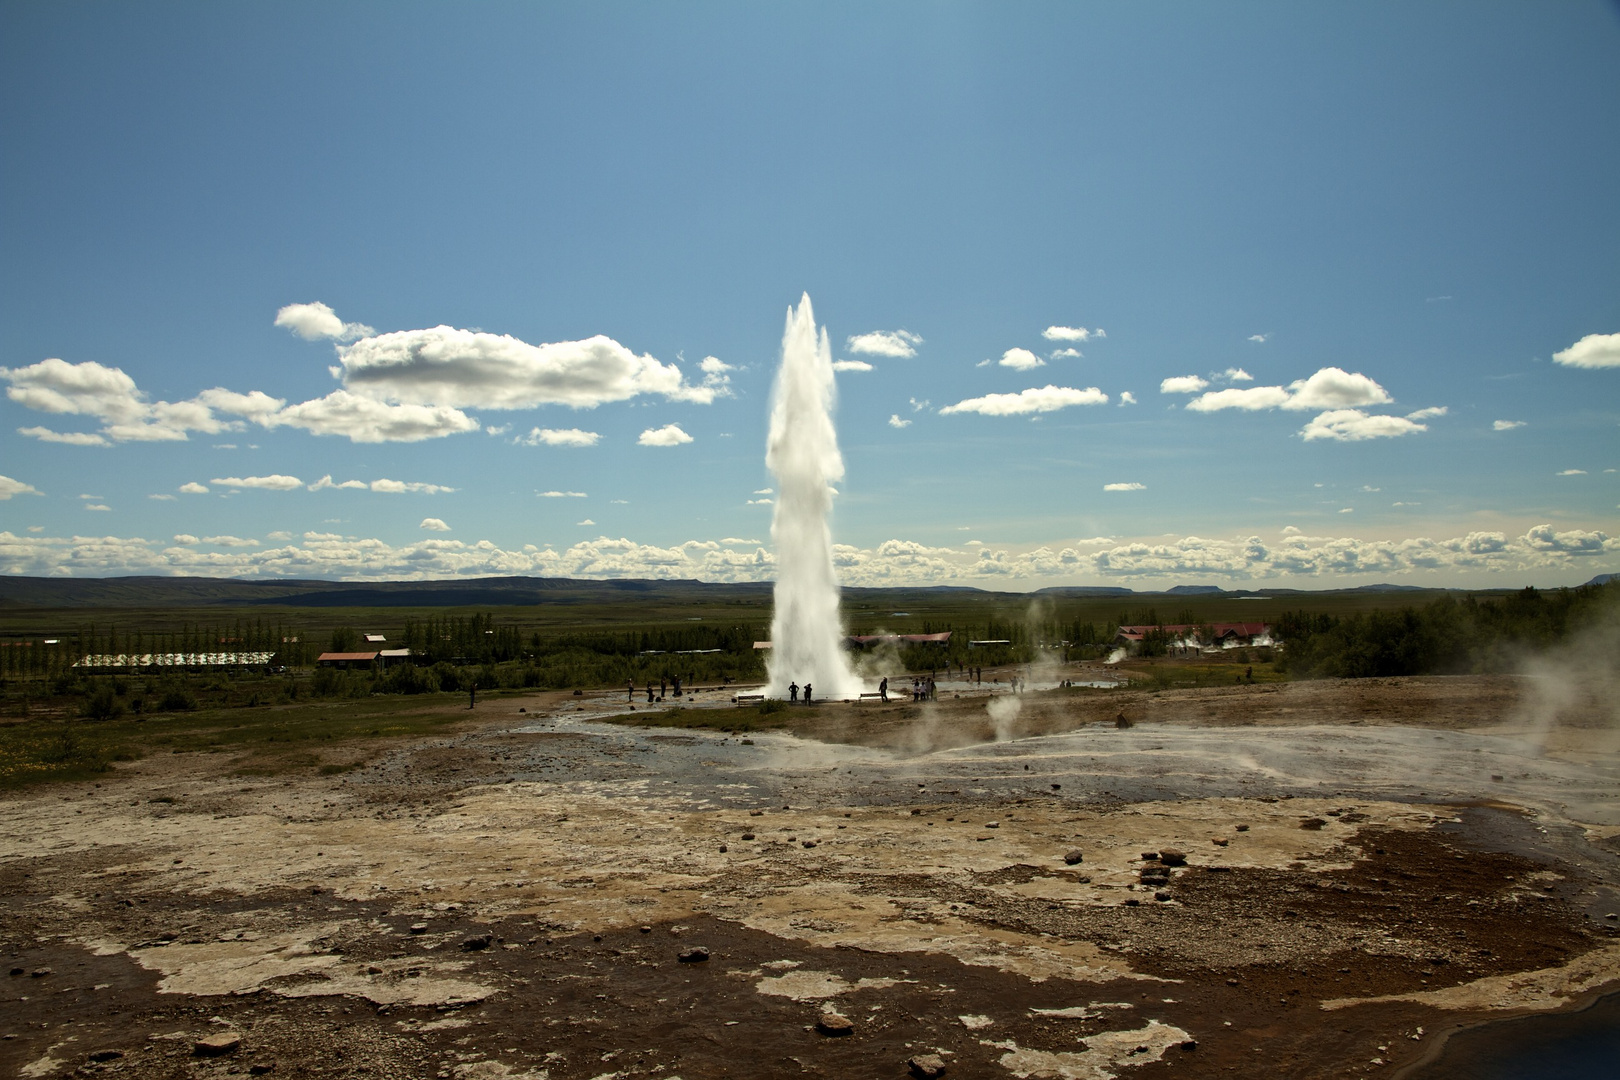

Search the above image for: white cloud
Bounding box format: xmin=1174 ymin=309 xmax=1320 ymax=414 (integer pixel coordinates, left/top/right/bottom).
xmin=370 ymin=479 xmax=456 ymax=494
xmin=1405 ymin=406 xmax=1448 ymax=421
xmin=308 ymin=475 xmax=370 ymax=491
xmin=1494 ymin=420 xmax=1526 ymax=431
xmin=832 ymin=359 xmax=874 ymax=372
xmin=85 ymin=503 xmax=111 ymax=512
xmin=273 ymin=301 xmax=374 ymax=342
xmin=1552 ymin=332 xmax=1620 ymax=369
xmin=1184 ymin=367 xmax=1392 ymax=414
xmin=78 ymin=493 xmax=102 ymax=500
xmin=1049 ymin=348 xmax=1083 ymax=360
xmin=1299 ymin=409 xmax=1429 ymax=442
xmin=699 ymin=356 xmax=733 ymax=375
xmin=721 ymin=537 xmax=761 ymax=545
xmin=149 ymin=493 xmax=176 ymax=501
xmin=1221 ymin=367 xmax=1253 ymax=382
xmin=1160 ymin=375 xmax=1209 ymax=394
xmin=179 ymin=482 xmax=210 ymax=494
xmin=1360 ymin=486 xmax=1381 ymax=492
xmin=888 ymin=414 xmax=912 ymax=428
xmin=18 ymin=426 xmax=111 ymax=446
xmin=846 ymin=330 xmax=922 ymax=358
xmin=485 ymin=424 xmax=511 ymax=436
xmin=939 ymin=385 xmax=1108 ymax=416
xmin=997 ymin=348 xmax=1045 ymax=371
xmin=420 ymin=518 xmax=451 ymax=532
xmin=1248 ymin=334 xmax=1269 ymax=343
xmin=577 ymin=519 xmax=596 ymax=526
xmin=0 ymin=475 xmax=41 ymax=500
xmin=1339 ymin=508 xmax=1354 ymax=514
xmin=1042 ymin=326 xmax=1100 ymax=343
xmin=202 ymin=535 xmax=258 ymax=547
xmin=909 ymin=397 xmax=929 ymax=412
xmin=520 ymin=427 xmax=601 ymax=447
xmin=754 ymin=488 xmax=773 ymax=495
xmin=538 ymin=490 xmax=587 ymax=498
xmin=1103 ymin=482 xmax=1145 ymax=492
xmin=272 ymin=390 xmax=481 ymax=443
xmin=638 ymin=423 xmax=693 ymax=447
xmin=1557 ymin=469 xmax=1587 ymax=476
xmin=210 ymin=474 xmax=304 ymax=491
xmin=266 ymin=530 xmax=292 ymax=541
xmin=1119 ymin=391 xmax=1137 ymax=405
xmin=747 ymin=498 xmax=773 ymax=505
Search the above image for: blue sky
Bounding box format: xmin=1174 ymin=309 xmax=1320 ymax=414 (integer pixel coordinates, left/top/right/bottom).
xmin=2 ymin=1 xmax=1617 ymax=588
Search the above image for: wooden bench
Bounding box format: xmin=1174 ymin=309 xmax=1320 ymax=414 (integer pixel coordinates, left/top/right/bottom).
xmin=733 ymin=694 xmax=765 ymax=704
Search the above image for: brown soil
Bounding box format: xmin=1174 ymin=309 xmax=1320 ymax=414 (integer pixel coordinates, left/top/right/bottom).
xmin=3 ymin=673 xmax=1616 ymax=1080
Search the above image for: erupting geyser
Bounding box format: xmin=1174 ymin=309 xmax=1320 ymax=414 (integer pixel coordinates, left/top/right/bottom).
xmin=765 ymin=294 xmax=863 ymax=700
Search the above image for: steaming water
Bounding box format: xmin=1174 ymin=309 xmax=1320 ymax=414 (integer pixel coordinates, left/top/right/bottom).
xmin=764 ymin=295 xmax=862 ymax=700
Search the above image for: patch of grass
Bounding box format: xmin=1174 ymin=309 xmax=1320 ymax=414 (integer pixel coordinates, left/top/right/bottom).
xmin=600 ymin=703 xmax=793 ymax=734
xmin=0 ymin=696 xmax=473 ymax=789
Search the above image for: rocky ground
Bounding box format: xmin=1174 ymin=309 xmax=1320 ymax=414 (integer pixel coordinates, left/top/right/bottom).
xmin=3 ymin=673 xmax=1617 ymax=1080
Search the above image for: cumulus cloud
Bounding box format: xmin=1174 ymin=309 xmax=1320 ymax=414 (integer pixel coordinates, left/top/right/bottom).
xmin=149 ymin=493 xmax=175 ymax=501
xmin=420 ymin=518 xmax=451 ymax=532
xmin=1119 ymin=391 xmax=1137 ymax=405
xmin=997 ymin=348 xmax=1045 ymax=371
xmin=1049 ymin=348 xmax=1083 ymax=360
xmin=1042 ymin=326 xmax=1101 ymax=343
xmin=1299 ymin=409 xmax=1430 ymax=442
xmin=307 ymin=475 xmax=369 ymax=491
xmin=18 ymin=426 xmax=110 ymax=445
xmin=210 ymin=474 xmax=303 ymax=491
xmin=0 ymin=475 xmax=41 ymax=500
xmin=202 ymin=535 xmax=258 ymax=547
xmin=272 ymin=390 xmax=481 ymax=443
xmin=909 ymin=397 xmax=929 ymax=412
xmin=370 ymin=479 xmax=456 ymax=494
xmin=0 ymin=523 xmax=1614 ymax=585
xmin=85 ymin=504 xmax=111 ymax=512
xmin=846 ymin=330 xmax=922 ymax=358
xmin=1160 ymin=375 xmax=1209 ymax=394
xmin=832 ymin=359 xmax=874 ymax=372
xmin=1557 ymin=469 xmax=1587 ymax=476
xmin=576 ymin=519 xmax=596 ymax=526
xmin=520 ymin=427 xmax=600 ymax=447
xmin=179 ymin=482 xmax=209 ymax=494
xmin=1552 ymin=332 xmax=1620 ymax=369
xmin=1248 ymin=334 xmax=1269 ymax=343
xmin=888 ymin=414 xmax=912 ymax=428
xmin=1221 ymin=367 xmax=1253 ymax=382
xmin=1405 ymin=406 xmax=1448 ymax=421
xmin=638 ymin=423 xmax=693 ymax=446
xmin=538 ymin=490 xmax=587 ymax=498
xmin=1494 ymin=420 xmax=1527 ymax=431
xmin=1185 ymin=367 xmax=1392 ymax=413
xmin=3 ymin=358 xmax=246 ymax=444
xmin=1104 ymin=482 xmax=1145 ymax=492
xmin=273 ymin=301 xmax=374 ymax=342
xmin=754 ymin=488 xmax=773 ymax=495
xmin=939 ymin=385 xmax=1108 ymax=416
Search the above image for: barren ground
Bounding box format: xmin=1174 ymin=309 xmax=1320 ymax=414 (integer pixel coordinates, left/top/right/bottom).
xmin=4 ymin=673 xmax=1618 ymax=1080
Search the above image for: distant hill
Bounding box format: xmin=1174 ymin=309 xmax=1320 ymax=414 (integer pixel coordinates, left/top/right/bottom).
xmin=1165 ymin=585 xmax=1224 ymax=595
xmin=1585 ymin=573 xmax=1616 ymax=587
xmin=1032 ymin=586 xmax=1136 ymax=597
xmin=1349 ymin=583 xmax=1429 ymax=593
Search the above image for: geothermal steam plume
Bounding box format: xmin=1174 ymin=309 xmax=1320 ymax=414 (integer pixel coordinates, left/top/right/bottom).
xmin=765 ymin=295 xmax=863 ymax=700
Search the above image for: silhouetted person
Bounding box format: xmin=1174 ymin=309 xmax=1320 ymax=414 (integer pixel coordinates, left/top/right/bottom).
xmin=803 ymin=683 xmax=812 ymax=705
xmin=469 ymin=682 xmax=476 ymax=709
xmin=627 ymin=680 xmax=634 ymax=702
xmin=646 ymin=684 xmax=655 ymax=703
xmin=789 ymin=682 xmax=799 ymax=703
xmin=879 ymin=676 xmax=888 ymax=702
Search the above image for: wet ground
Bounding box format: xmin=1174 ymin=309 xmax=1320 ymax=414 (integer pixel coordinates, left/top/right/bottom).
xmin=3 ymin=674 xmax=1617 ymax=1079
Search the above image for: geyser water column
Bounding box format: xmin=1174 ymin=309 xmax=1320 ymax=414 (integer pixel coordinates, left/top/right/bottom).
xmin=764 ymin=294 xmax=864 ymax=700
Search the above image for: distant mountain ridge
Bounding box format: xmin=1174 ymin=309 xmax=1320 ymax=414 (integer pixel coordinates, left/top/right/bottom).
xmin=0 ymin=573 xmax=1529 ymax=609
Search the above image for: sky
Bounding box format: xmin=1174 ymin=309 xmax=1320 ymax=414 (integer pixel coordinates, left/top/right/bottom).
xmin=1 ymin=1 xmax=1617 ymax=590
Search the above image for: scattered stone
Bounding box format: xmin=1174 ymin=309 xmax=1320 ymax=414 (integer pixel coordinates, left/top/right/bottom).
xmin=87 ymin=1050 xmax=124 ymax=1063
xmin=816 ymin=1012 xmax=854 ymax=1036
xmin=460 ymin=933 xmax=492 ymax=951
xmin=984 ymin=822 xmax=999 ymax=829
xmin=1063 ymin=850 xmax=1085 ymax=865
xmin=749 ymin=810 xmax=764 ymax=816
xmin=718 ymin=845 xmax=728 ymax=853
xmin=677 ymin=947 xmax=710 ymax=963
xmin=1155 ymin=891 xmax=1172 ymax=902
xmin=1211 ymin=838 xmax=1229 ymax=847
xmin=1140 ymin=851 xmax=1159 ymax=861
xmin=1124 ymin=898 xmax=1140 ymax=906
xmin=1158 ymin=849 xmax=1187 ymax=866
xmin=1300 ymin=818 xmax=1327 ymax=830
xmin=8 ymin=967 xmax=22 ymax=976
xmin=741 ymin=833 xmax=756 ymax=841
xmin=802 ymin=840 xmax=817 ymax=848
xmin=909 ymin=1053 xmax=948 ymax=1078
xmin=1235 ymin=824 xmax=1249 ymax=832
xmin=29 ymin=967 xmax=51 ymax=978
xmin=408 ymin=923 xmax=429 ymax=935
xmin=250 ymin=1064 xmax=276 ymax=1076
xmin=1226 ymin=978 xmax=1239 ymax=986
xmin=1051 ymin=784 xmax=1062 ymax=790
xmin=1116 ymin=714 xmax=1133 ymax=729
xmin=194 ymin=1033 xmax=242 ymax=1057
xmin=640 ymin=926 xmax=653 ymax=934
xmin=1179 ymin=1039 xmax=1198 ymax=1051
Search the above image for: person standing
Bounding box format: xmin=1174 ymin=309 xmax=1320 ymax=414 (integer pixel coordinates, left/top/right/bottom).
xmin=627 ymin=680 xmax=634 ymax=702
xmin=879 ymin=676 xmax=888 ymax=703
xmin=803 ymin=682 xmax=812 ymax=705
xmin=789 ymin=681 xmax=799 ymax=703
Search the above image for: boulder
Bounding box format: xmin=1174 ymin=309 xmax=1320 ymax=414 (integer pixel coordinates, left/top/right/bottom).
xmin=908 ymin=1053 xmax=948 ymax=1078
xmin=677 ymin=947 xmax=710 ymax=963
xmin=816 ymin=1013 xmax=855 ymax=1037
xmin=1063 ymin=850 xmax=1084 ymax=865
xmin=193 ymin=1034 xmax=241 ymax=1057
xmin=1158 ymin=848 xmax=1187 ymax=866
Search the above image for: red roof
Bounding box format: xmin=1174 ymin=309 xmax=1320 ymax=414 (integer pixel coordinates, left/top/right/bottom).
xmin=316 ymin=651 xmax=380 ymax=662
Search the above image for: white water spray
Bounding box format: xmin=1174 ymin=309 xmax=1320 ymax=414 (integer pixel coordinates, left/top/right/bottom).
xmin=765 ymin=294 xmax=863 ymax=700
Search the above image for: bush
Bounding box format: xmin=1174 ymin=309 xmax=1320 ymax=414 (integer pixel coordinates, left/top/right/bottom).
xmin=83 ymin=684 xmax=126 ymax=721
xmin=157 ymin=685 xmax=197 ymax=712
